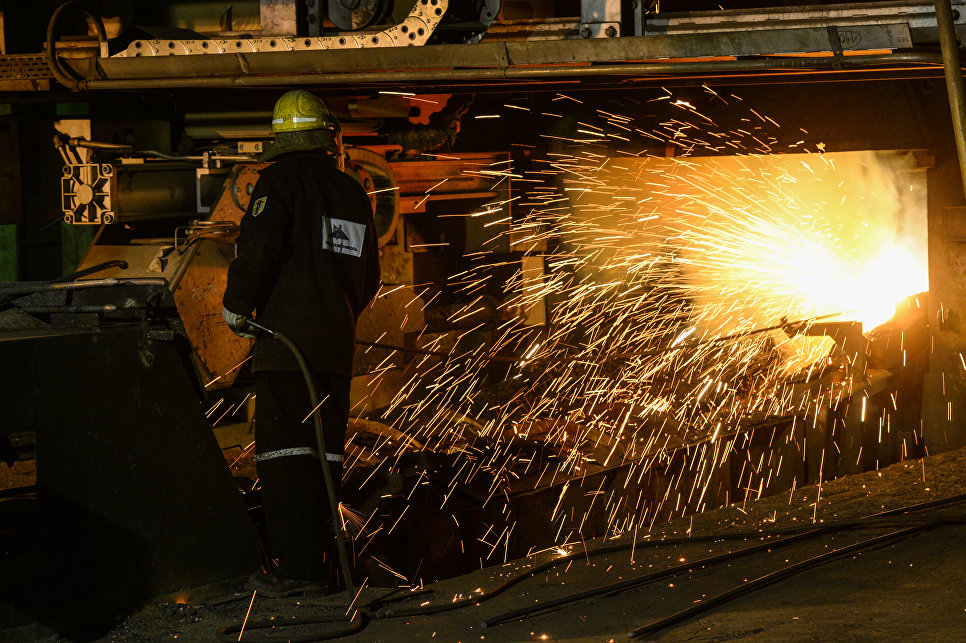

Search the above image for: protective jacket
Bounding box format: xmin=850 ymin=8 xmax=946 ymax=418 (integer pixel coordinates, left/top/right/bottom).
xmin=224 ymin=150 xmax=380 ymax=375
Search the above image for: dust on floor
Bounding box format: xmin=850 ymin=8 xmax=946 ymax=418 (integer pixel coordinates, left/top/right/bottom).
xmin=77 ymin=446 xmax=966 ymax=642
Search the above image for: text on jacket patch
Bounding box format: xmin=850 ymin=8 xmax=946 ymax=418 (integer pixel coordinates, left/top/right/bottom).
xmin=321 ymin=216 xmax=366 ymax=257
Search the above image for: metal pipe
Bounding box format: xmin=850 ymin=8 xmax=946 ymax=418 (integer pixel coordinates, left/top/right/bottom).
xmin=0 ymin=278 xmax=120 ymax=297
xmin=46 ymin=1 xmax=108 ymax=90
xmin=19 ymin=305 xmax=118 ymax=314
xmin=0 ymin=260 xmax=129 ymax=308
xmin=935 ymin=0 xmax=966 ymax=196
xmin=69 ymin=52 xmax=943 ymax=91
xmin=1 ymin=278 xmax=166 ymax=298
xmin=70 ymin=138 xmax=133 ymax=151
xmin=57 ymin=259 xmax=129 ymax=281
xmin=184 ymin=111 xmax=273 ymax=121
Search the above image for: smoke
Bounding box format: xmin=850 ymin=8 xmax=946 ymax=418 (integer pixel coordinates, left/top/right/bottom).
xmin=563 ymin=149 xmax=928 ymax=372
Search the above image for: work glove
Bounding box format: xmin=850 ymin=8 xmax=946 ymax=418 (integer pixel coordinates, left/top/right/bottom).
xmin=223 ymin=306 xmax=255 ymax=339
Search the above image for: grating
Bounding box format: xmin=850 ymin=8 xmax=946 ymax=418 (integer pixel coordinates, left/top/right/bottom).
xmin=0 ymin=54 xmax=53 ymax=79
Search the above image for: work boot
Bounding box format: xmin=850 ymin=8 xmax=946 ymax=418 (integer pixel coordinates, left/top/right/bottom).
xmin=247 ymin=572 xmax=327 ymax=598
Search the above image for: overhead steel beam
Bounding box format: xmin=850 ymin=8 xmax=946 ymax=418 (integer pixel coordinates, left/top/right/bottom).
xmin=105 ymin=21 xmax=911 ymax=64
xmin=85 ymin=25 xmax=922 ymax=91
xmin=73 ymin=51 xmax=943 ymax=91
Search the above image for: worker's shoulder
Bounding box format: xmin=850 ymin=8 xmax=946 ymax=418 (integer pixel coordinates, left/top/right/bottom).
xmin=260 ymin=154 xmax=361 ymax=192
xmin=331 ymin=169 xmax=370 ymax=201
xmin=257 ymin=152 xmax=327 ymax=180
xmin=314 ymin=162 xmax=371 ymax=203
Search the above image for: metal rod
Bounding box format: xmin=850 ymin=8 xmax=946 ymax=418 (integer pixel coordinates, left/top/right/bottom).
xmin=70 ymin=138 xmax=134 ymax=151
xmin=19 ymin=304 xmax=117 ymax=314
xmin=357 ymin=313 xmax=841 ymax=365
xmin=0 ymin=278 xmax=119 ymax=297
xmin=608 ymin=312 xmax=845 ymax=360
xmin=56 ymin=259 xmax=129 ymax=282
xmin=935 ymin=0 xmax=966 ymax=196
xmin=68 ymin=52 xmax=942 ymax=91
xmin=0 ymin=260 xmax=129 ymax=307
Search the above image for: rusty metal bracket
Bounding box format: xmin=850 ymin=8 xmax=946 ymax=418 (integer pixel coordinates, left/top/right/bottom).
xmin=827 ymin=26 xmax=846 ymax=70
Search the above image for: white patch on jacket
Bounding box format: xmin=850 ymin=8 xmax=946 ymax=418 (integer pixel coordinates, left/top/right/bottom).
xmin=321 ymin=216 xmax=366 ymax=257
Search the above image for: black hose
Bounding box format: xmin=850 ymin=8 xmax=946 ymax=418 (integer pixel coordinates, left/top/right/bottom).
xmin=626 ymin=523 xmax=938 ymax=639
xmin=384 ymin=513 xmax=966 ymax=621
xmin=214 ymin=493 xmax=966 ymax=641
xmin=46 ymin=0 xmax=108 ymax=90
xmin=479 ymin=494 xmax=966 ymax=627
xmin=482 ymin=515 xmax=966 ymax=630
xmin=244 ymin=319 xmax=355 ymax=596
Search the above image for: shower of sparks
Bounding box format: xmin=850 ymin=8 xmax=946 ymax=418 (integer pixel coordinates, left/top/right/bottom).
xmin=341 ymin=88 xmax=929 ymax=583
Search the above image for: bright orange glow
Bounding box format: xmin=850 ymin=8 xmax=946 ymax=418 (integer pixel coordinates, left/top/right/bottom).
xmin=567 ymin=149 xmax=928 ymax=371
xmin=829 ymin=243 xmax=928 ymax=330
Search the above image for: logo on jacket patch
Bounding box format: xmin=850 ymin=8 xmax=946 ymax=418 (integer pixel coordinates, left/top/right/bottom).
xmin=322 ymin=217 xmax=366 ymax=258
xmin=251 ymin=196 xmax=268 ymax=217
xmin=331 ymin=224 xmax=351 ymax=241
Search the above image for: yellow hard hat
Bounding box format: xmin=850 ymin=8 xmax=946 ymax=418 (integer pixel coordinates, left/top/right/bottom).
xmin=271 ymin=90 xmax=340 ymax=133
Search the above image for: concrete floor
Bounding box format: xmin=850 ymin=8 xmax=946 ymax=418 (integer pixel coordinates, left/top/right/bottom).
xmin=67 ymin=444 xmax=966 ymax=642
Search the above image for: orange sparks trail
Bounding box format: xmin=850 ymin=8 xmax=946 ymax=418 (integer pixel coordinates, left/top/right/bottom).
xmin=237 ymin=590 xmax=256 ymax=641
xmin=344 ymin=86 xmax=930 ymax=585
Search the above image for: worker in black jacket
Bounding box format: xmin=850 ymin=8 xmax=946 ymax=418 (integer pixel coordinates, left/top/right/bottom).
xmin=222 ymin=90 xmax=380 ymax=597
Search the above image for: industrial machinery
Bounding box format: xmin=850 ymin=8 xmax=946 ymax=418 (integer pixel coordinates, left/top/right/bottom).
xmin=4 ymin=1 xmax=966 ymax=637
xmin=0 ymin=276 xmax=261 ymax=636
xmin=20 ymin=0 xmax=966 ymax=404
xmin=0 ymin=1 xmax=961 ymax=94
xmin=55 ymin=129 xmax=515 ymax=393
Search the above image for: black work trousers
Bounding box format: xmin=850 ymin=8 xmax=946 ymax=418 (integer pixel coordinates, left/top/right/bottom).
xmin=254 ymin=370 xmax=350 ymax=580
